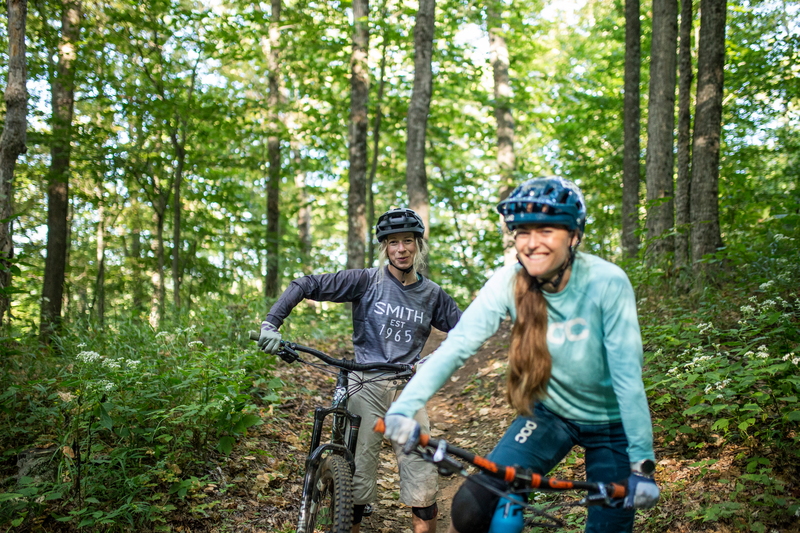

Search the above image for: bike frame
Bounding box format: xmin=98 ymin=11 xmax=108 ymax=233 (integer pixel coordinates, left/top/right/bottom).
xmin=296 ymin=367 xmax=362 ymax=531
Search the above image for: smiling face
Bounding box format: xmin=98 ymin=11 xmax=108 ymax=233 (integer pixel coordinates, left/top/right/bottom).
xmin=386 ymin=232 xmax=418 ymax=271
xmin=514 ymin=224 xmax=578 ymax=281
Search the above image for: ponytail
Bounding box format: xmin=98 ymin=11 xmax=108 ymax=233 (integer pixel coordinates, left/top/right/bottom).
xmin=506 ymin=268 xmax=552 ymax=416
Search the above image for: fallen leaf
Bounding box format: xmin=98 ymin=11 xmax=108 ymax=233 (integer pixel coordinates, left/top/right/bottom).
xmin=57 ymin=391 xmax=75 ymax=402
xmin=62 ymin=446 xmax=75 ymax=459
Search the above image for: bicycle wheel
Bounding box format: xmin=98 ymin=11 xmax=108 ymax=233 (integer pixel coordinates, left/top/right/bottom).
xmin=300 ymin=455 xmax=353 ymax=533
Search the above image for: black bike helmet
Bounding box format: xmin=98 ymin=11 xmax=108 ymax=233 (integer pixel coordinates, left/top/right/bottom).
xmin=375 ymin=208 xmax=425 ymax=242
xmin=496 ymin=176 xmax=587 ymax=234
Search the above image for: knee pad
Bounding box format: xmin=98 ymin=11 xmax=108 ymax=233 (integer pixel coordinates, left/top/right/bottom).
xmin=353 ymin=504 xmax=366 ymax=524
xmin=412 ymin=502 xmax=438 ymax=521
xmin=451 ymin=475 xmax=506 ymax=533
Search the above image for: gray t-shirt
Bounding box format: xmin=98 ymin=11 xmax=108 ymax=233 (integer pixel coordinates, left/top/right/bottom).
xmin=263 ymin=267 xmax=462 ymax=365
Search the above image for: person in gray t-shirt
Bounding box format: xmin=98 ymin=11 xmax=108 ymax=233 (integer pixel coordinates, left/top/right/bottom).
xmin=259 ymin=208 xmax=461 ymax=533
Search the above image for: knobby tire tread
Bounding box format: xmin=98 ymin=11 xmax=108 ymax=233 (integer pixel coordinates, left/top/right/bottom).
xmin=306 ymin=455 xmax=353 ymax=533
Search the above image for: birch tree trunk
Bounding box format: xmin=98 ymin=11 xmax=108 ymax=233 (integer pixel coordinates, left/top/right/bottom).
xmin=690 ymin=0 xmax=726 ymax=272
xmin=406 ymin=0 xmax=436 ymax=276
xmin=368 ymin=34 xmax=388 ymax=267
xmin=644 ymin=0 xmax=678 ymax=262
xmin=347 ymin=0 xmax=369 ymax=271
xmin=265 ymin=0 xmax=282 ymax=297
xmin=675 ymin=0 xmax=694 ymax=270
xmin=94 ymin=200 xmax=105 ymax=326
xmin=0 ymin=0 xmax=28 ymax=326
xmin=41 ymin=0 xmax=81 ymax=340
xmin=622 ymin=0 xmax=641 ymax=258
xmin=488 ymin=3 xmax=517 ymax=266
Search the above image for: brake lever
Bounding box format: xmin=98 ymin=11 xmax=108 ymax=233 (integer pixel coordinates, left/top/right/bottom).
xmin=416 ymin=439 xmax=467 ymax=477
xmin=578 ymin=482 xmax=611 ymax=507
xmin=277 ymin=344 xmax=300 ymax=364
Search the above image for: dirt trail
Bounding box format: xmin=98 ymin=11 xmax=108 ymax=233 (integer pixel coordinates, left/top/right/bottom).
xmin=357 ymin=322 xmax=515 ymax=533
xmin=205 ymin=319 xmax=800 ymax=533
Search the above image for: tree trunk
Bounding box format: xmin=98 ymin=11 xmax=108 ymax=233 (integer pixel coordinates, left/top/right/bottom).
xmin=94 ymin=200 xmax=105 ymax=327
xmin=265 ymin=0 xmax=282 ymax=296
xmin=488 ymin=3 xmax=517 ymax=266
xmin=368 ymin=33 xmax=388 ymax=268
xmin=644 ymin=0 xmax=678 ymax=262
xmin=41 ymin=0 xmax=81 ymax=341
xmin=347 ymin=0 xmax=369 ymax=271
xmin=171 ymin=146 xmax=184 ymax=308
xmin=129 ymin=225 xmax=144 ymax=312
xmin=155 ymin=209 xmax=166 ymax=320
xmin=690 ymin=0 xmax=726 ymax=272
xmin=406 ymin=0 xmax=436 ymax=276
xmin=293 ymin=142 xmax=311 ymax=273
xmin=675 ymin=0 xmax=693 ymax=270
xmin=622 ymin=0 xmax=641 ymax=258
xmin=0 ymin=0 xmax=28 ymax=326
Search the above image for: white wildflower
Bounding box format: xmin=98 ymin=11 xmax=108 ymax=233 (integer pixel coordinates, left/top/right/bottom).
xmin=794 ymin=357 xmax=800 ymax=366
xmin=102 ymin=358 xmax=122 ymax=370
xmin=744 ymin=351 xmax=755 ymax=358
xmin=761 ymin=300 xmax=776 ymax=310
xmin=748 ymin=296 xmax=758 ymax=303
xmin=773 ymin=234 xmax=795 ymax=242
xmin=704 ymin=384 xmax=714 ymax=394
xmin=759 ymin=281 xmax=774 ymax=290
xmin=77 ymin=343 xmax=87 ymax=348
xmin=698 ymin=323 xmax=714 ymax=335
xmin=188 ymin=340 xmax=204 ymax=348
xmin=156 ymin=331 xmax=170 ymax=339
xmin=126 ymin=360 xmax=141 ymax=369
xmin=740 ymin=305 xmax=755 ymax=316
xmin=78 ymin=351 xmax=102 ymax=364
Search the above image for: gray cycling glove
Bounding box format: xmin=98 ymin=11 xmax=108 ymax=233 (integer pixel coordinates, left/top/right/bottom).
xmin=258 ymin=323 xmax=282 ymax=354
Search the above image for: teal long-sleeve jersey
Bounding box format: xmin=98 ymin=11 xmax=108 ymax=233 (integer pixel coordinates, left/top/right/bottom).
xmin=387 ymin=252 xmax=655 ymax=462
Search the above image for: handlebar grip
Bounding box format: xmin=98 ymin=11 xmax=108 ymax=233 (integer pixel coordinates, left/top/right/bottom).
xmin=249 ymin=330 xmax=260 ymax=341
xmin=610 ymin=482 xmax=627 ymax=498
xmin=373 ymin=418 xmax=430 ymax=446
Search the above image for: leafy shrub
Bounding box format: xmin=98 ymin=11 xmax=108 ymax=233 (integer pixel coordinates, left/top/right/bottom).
xmin=0 ymin=296 xmax=286 ymax=530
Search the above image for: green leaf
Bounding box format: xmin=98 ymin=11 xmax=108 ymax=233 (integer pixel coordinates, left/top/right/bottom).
xmin=0 ymin=492 xmax=24 ymax=502
xmin=711 ymin=418 xmax=729 ymax=431
xmin=683 ymin=403 xmax=709 ymax=416
xmin=787 ymin=411 xmax=800 ymax=422
xmin=218 ymin=436 xmax=235 ymax=455
xmin=99 ymin=403 xmax=113 ymax=431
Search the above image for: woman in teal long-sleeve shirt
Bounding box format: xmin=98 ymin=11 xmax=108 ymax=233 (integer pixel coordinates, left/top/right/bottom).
xmin=382 ymin=177 xmax=659 ymax=533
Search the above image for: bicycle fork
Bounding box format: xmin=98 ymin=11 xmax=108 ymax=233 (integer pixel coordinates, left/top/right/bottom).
xmin=296 ymin=370 xmax=362 ymax=533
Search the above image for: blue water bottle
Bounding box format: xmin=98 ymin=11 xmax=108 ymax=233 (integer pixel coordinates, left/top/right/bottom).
xmin=488 ymin=494 xmax=525 ymax=533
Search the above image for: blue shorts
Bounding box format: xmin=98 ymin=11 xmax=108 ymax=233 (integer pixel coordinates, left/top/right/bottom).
xmin=487 ymin=403 xmax=635 ymax=533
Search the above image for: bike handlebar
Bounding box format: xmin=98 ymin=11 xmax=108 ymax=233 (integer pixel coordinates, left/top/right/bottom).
xmin=248 ymin=330 xmax=413 ymax=374
xmin=373 ymin=418 xmax=627 ymax=499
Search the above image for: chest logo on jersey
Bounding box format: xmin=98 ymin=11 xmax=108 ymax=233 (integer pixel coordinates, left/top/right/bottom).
xmin=373 ymin=302 xmax=425 ymax=324
xmin=547 ymin=318 xmax=589 ymax=345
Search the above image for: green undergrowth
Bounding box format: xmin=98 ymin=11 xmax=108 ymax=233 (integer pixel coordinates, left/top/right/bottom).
xmin=0 ymin=295 xmax=352 ymax=531
xmin=635 ymin=224 xmax=800 ymax=530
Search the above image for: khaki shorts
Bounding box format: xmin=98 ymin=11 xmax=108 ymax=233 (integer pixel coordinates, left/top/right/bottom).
xmin=348 ymin=372 xmax=439 ymax=507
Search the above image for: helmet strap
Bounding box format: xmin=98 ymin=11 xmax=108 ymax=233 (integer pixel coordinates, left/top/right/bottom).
xmin=388 ymin=258 xmax=415 ymax=282
xmin=521 ymin=232 xmax=579 ymax=292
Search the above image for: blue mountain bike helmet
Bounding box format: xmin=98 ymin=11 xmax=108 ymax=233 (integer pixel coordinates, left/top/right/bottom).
xmin=496 ymin=176 xmax=587 ymax=234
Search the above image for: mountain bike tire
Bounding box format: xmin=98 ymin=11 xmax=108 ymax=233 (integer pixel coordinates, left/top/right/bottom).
xmin=299 ymin=455 xmax=354 ymax=533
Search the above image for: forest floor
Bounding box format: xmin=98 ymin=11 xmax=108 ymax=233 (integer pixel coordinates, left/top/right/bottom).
xmin=172 ymin=321 xmax=800 ymax=533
